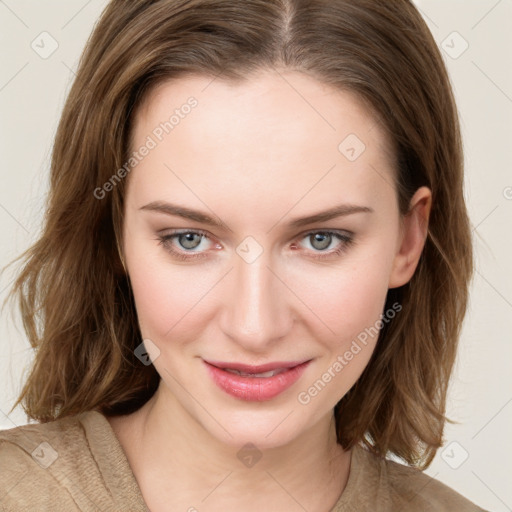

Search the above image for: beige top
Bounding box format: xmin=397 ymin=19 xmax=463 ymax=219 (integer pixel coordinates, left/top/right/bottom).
xmin=0 ymin=410 xmax=487 ymax=512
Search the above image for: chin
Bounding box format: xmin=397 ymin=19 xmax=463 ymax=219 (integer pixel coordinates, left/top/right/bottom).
xmin=198 ymin=403 xmax=315 ymax=451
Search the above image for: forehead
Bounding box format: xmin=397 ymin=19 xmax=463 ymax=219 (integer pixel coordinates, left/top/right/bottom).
xmin=135 ymin=69 xmax=390 ymax=150
xmin=127 ymin=70 xmax=397 ymax=217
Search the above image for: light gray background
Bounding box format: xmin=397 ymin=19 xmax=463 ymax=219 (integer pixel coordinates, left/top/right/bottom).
xmin=1 ymin=1 xmax=511 ymax=510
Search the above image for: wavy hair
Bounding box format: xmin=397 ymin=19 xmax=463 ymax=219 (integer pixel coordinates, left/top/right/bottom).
xmin=2 ymin=0 xmax=473 ymax=468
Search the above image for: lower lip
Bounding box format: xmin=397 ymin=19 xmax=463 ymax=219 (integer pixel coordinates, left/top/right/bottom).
xmin=204 ymin=360 xmax=311 ymax=401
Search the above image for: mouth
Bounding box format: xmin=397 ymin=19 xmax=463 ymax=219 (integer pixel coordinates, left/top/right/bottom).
xmin=223 ymin=368 xmax=287 ymax=378
xmin=203 ymin=359 xmax=312 ymax=401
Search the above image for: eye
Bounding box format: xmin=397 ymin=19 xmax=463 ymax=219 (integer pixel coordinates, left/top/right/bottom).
xmin=175 ymin=232 xmax=203 ymax=250
xmin=156 ymin=229 xmax=217 ymax=261
xmin=156 ymin=229 xmax=354 ymax=262
xmin=307 ymin=232 xmax=334 ymax=251
xmin=293 ymin=230 xmax=354 ymax=259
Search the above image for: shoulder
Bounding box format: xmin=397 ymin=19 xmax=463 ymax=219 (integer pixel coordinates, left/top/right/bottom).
xmin=379 ymin=453 xmax=484 ymax=511
xmin=0 ymin=412 xmax=93 ymax=510
xmin=336 ymin=445 xmax=488 ymax=512
xmin=0 ymin=410 xmax=147 ymax=511
xmin=0 ymin=411 xmax=93 ymax=472
xmin=0 ymin=411 xmax=96 ymax=470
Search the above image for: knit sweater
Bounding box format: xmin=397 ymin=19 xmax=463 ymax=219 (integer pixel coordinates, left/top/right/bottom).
xmin=0 ymin=410 xmax=487 ymax=511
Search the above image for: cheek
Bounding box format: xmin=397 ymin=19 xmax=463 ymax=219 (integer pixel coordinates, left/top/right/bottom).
xmin=291 ymin=253 xmax=394 ymax=406
xmin=289 ymin=250 xmax=394 ymax=345
xmin=125 ymin=241 xmax=215 ymax=341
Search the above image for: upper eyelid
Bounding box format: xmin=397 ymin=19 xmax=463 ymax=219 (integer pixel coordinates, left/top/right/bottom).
xmin=294 ymin=228 xmax=353 ymax=239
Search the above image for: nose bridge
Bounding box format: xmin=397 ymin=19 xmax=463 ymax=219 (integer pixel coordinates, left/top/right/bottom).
xmin=220 ymin=250 xmax=290 ymax=349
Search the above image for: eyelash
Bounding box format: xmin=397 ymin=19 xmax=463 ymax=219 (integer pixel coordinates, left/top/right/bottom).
xmin=156 ymin=229 xmax=354 ymax=262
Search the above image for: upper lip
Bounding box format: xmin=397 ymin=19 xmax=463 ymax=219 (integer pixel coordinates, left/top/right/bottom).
xmin=205 ymin=359 xmax=311 ymax=373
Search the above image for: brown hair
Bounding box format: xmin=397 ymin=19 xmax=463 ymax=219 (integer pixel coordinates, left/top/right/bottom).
xmin=2 ymin=0 xmax=473 ymax=468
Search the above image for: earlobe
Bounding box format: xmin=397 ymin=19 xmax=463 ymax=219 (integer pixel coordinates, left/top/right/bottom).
xmin=388 ymin=186 xmax=432 ymax=289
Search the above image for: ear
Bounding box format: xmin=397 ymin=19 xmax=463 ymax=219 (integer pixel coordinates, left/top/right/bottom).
xmin=388 ymin=186 xmax=432 ymax=289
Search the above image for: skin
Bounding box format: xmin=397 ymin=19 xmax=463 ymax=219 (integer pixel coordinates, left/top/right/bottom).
xmin=107 ymin=69 xmax=431 ymax=512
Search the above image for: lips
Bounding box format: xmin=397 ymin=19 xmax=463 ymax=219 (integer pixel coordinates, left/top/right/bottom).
xmin=207 ymin=360 xmax=305 ymax=373
xmin=203 ymin=359 xmax=311 ymax=401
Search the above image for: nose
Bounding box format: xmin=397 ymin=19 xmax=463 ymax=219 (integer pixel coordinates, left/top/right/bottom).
xmin=218 ymin=249 xmax=293 ymax=352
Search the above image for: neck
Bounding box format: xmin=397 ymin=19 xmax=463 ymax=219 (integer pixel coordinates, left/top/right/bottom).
xmin=110 ymin=382 xmax=352 ymax=512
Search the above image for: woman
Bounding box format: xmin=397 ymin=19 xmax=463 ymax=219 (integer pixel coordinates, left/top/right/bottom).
xmin=0 ymin=1 xmax=487 ymax=511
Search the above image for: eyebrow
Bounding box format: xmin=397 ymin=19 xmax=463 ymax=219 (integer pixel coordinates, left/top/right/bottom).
xmin=139 ymin=201 xmax=373 ymax=229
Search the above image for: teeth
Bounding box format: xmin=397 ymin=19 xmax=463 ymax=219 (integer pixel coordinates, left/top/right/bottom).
xmin=223 ymin=368 xmax=286 ymax=378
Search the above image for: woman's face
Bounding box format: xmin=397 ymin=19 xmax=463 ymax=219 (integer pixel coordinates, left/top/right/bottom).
xmin=122 ymin=69 xmax=429 ymax=448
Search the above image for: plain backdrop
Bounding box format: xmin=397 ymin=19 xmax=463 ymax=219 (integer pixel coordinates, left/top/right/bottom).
xmin=0 ymin=1 xmax=511 ymax=511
